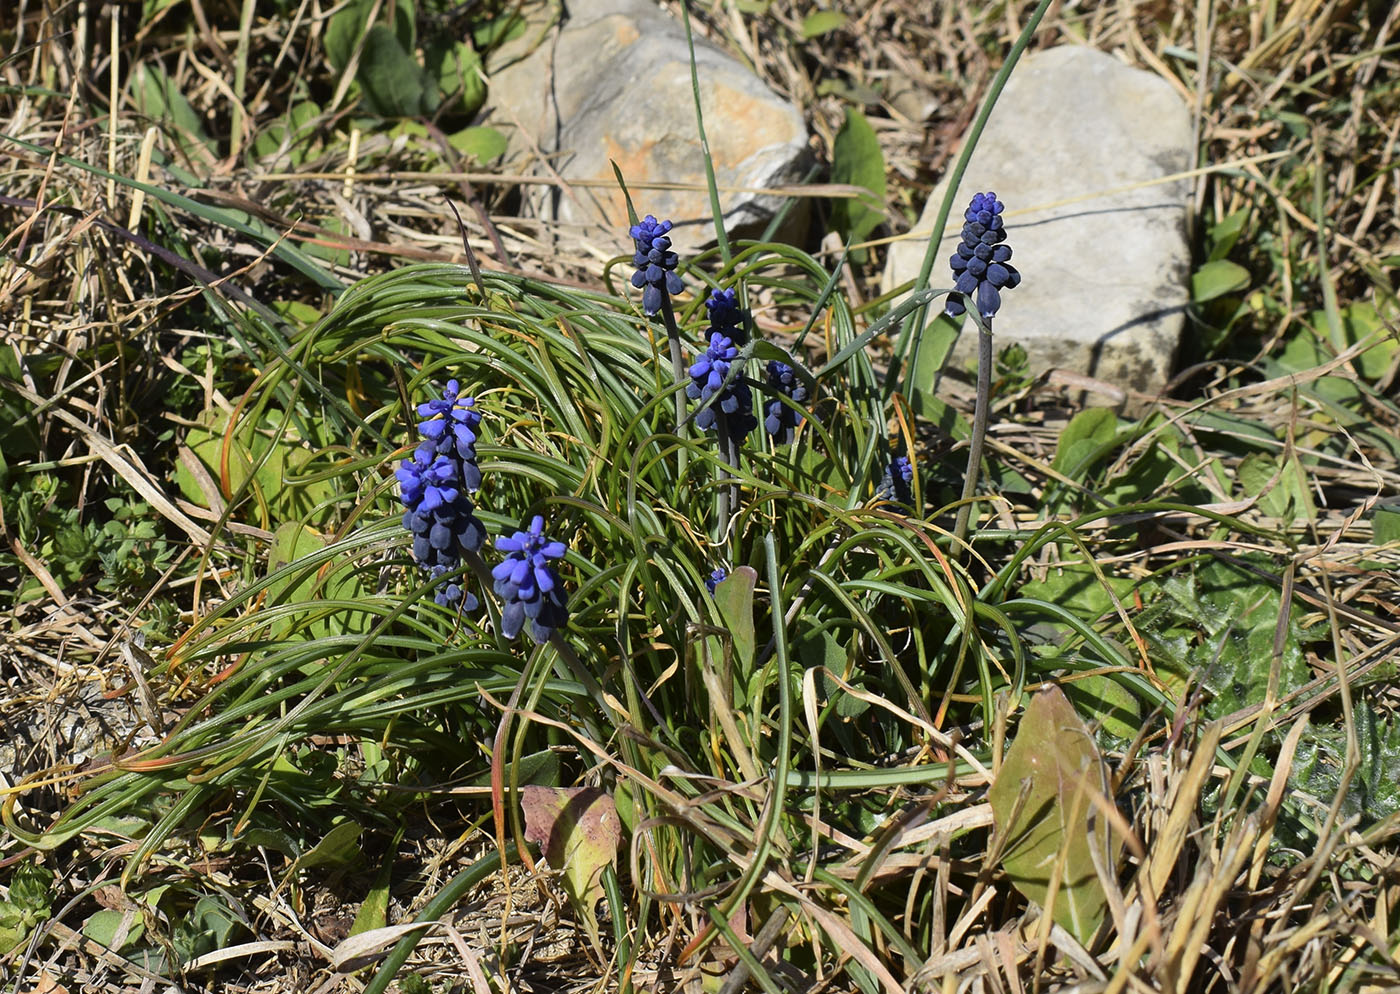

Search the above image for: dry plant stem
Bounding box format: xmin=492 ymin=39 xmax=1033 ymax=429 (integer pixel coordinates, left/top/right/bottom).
xmin=953 ymin=322 xmax=994 ymax=557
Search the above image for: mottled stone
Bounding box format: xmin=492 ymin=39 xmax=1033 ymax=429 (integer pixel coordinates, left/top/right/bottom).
xmin=883 ymin=46 xmax=1193 ymax=397
xmin=487 ymin=0 xmax=810 ymax=253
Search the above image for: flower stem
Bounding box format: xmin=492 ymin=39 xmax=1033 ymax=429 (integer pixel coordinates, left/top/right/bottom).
xmin=715 ymin=415 xmax=735 ymax=545
xmin=659 ymin=293 xmax=690 ymax=480
xmin=952 ymin=320 xmax=993 ymax=559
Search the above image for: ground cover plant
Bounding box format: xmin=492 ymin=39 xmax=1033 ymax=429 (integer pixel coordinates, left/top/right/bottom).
xmin=2 ymin=1 xmax=1399 ymax=992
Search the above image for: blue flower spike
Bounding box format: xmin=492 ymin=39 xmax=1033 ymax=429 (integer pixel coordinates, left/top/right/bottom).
xmin=630 ymin=214 xmax=685 ymax=315
xmin=763 ymin=360 xmax=808 ymax=443
xmin=877 ymin=455 xmax=914 ymax=505
xmin=683 ymin=288 xmax=759 ymax=442
xmin=398 ymin=379 xmax=486 ymax=608
xmin=947 ymin=192 xmax=1020 ymax=321
xmin=705 ymin=567 xmax=728 ymax=593
xmin=492 ymin=515 xmax=571 ymax=643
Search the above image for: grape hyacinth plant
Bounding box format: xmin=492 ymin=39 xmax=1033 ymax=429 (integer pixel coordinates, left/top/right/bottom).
xmin=492 ymin=515 xmax=570 ymax=643
xmin=948 ymin=192 xmax=1020 ymax=552
xmin=763 ymin=360 xmax=807 ymax=444
xmin=396 ymin=380 xmax=485 ymax=607
xmin=629 ymin=214 xmax=685 ymax=316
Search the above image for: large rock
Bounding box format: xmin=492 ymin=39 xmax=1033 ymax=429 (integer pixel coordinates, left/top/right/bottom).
xmin=883 ymin=46 xmax=1193 ymax=396
xmin=487 ymin=0 xmax=810 ymax=254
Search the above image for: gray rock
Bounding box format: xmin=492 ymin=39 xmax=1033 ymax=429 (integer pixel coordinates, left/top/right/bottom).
xmin=883 ymin=45 xmax=1193 ymax=397
xmin=487 ymin=0 xmax=810 ymax=254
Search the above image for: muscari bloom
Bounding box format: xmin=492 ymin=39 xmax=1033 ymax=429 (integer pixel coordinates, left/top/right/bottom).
xmin=492 ymin=515 xmax=570 ymax=643
xmin=705 ymin=567 xmax=728 ymax=593
xmin=763 ymin=360 xmax=808 ymax=443
xmin=416 ymin=379 xmax=483 ymax=488
xmin=686 ymin=332 xmax=758 ymax=439
xmin=947 ymin=192 xmax=1020 ymax=321
xmin=398 ymin=380 xmax=485 ymax=607
xmin=630 ymin=214 xmax=685 ymax=315
xmin=704 ymin=287 xmax=745 ymax=343
xmin=876 ymin=455 xmax=914 ymax=505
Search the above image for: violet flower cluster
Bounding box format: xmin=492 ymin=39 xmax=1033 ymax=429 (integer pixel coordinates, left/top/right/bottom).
xmin=763 ymin=360 xmax=808 ymax=444
xmin=687 ymin=287 xmax=757 ymax=441
xmin=630 ymin=214 xmax=685 ymax=315
xmin=492 ymin=516 xmax=570 ymax=643
xmin=396 ymin=379 xmax=485 ymax=608
xmin=398 ymin=381 xmax=570 ymax=641
xmin=946 ymin=192 xmax=1020 ymax=321
xmin=877 ymin=455 xmax=914 ymax=505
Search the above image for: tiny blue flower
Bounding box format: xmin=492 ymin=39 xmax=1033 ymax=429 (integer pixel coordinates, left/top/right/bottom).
xmin=763 ymin=360 xmax=808 ymax=443
xmin=418 ymin=380 xmax=482 ymax=464
xmin=685 ymin=334 xmax=757 ymax=440
xmin=630 ymin=214 xmax=685 ymax=315
xmin=947 ymin=192 xmax=1020 ymax=320
xmin=705 ymin=567 xmax=728 ymax=593
xmin=491 ymin=515 xmax=570 ymax=643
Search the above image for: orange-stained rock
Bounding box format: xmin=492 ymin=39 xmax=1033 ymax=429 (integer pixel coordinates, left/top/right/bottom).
xmin=487 ymin=0 xmax=810 ymax=255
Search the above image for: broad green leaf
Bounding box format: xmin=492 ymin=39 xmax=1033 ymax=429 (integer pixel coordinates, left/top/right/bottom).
xmin=174 ymin=408 xmax=253 ymax=507
xmin=989 ymin=686 xmax=1121 ymax=944
xmin=1328 ymin=300 xmax=1396 ymax=382
xmin=1205 ymin=208 xmax=1248 ymax=262
xmin=1023 ymin=563 xmax=1134 ymax=624
xmin=520 ymin=786 xmax=622 ymax=950
xmin=350 ymin=855 xmax=393 ymax=936
xmin=266 ymin=522 xmax=326 ymax=610
xmin=1051 ymin=407 xmax=1118 ymax=479
xmin=1191 ymin=259 xmax=1250 ymax=303
xmin=1064 ymin=673 xmax=1141 ymax=744
xmin=912 ymin=313 xmax=973 ymax=429
xmin=326 ymin=0 xmax=413 ymax=70
xmin=474 ymin=11 xmax=528 ymax=49
xmin=358 ymin=25 xmax=439 ymax=118
xmin=713 ymin=565 xmax=758 ymax=676
xmin=325 ymin=0 xmax=374 ymax=70
xmin=132 ymin=62 xmax=216 ymax=170
xmin=1150 ymin=556 xmax=1311 ymax=721
xmin=293 ymin=821 xmax=362 ymax=871
xmin=426 ymin=39 xmax=486 ymax=116
xmin=82 ymin=908 xmax=145 ymax=952
xmin=801 ymin=10 xmax=848 ymax=37
xmin=251 ymin=100 xmax=321 ymax=166
xmin=1374 ymin=504 xmax=1400 ymax=546
xmin=828 ymin=108 xmax=886 ymax=261
xmin=448 ymin=125 xmax=507 ymax=162
xmin=1237 ymin=452 xmax=1315 ymax=527
xmin=1289 ymin=702 xmax=1400 ymax=832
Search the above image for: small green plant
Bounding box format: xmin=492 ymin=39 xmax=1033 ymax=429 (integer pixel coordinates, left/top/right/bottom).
xmin=0 ymin=860 xmax=53 ymax=957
